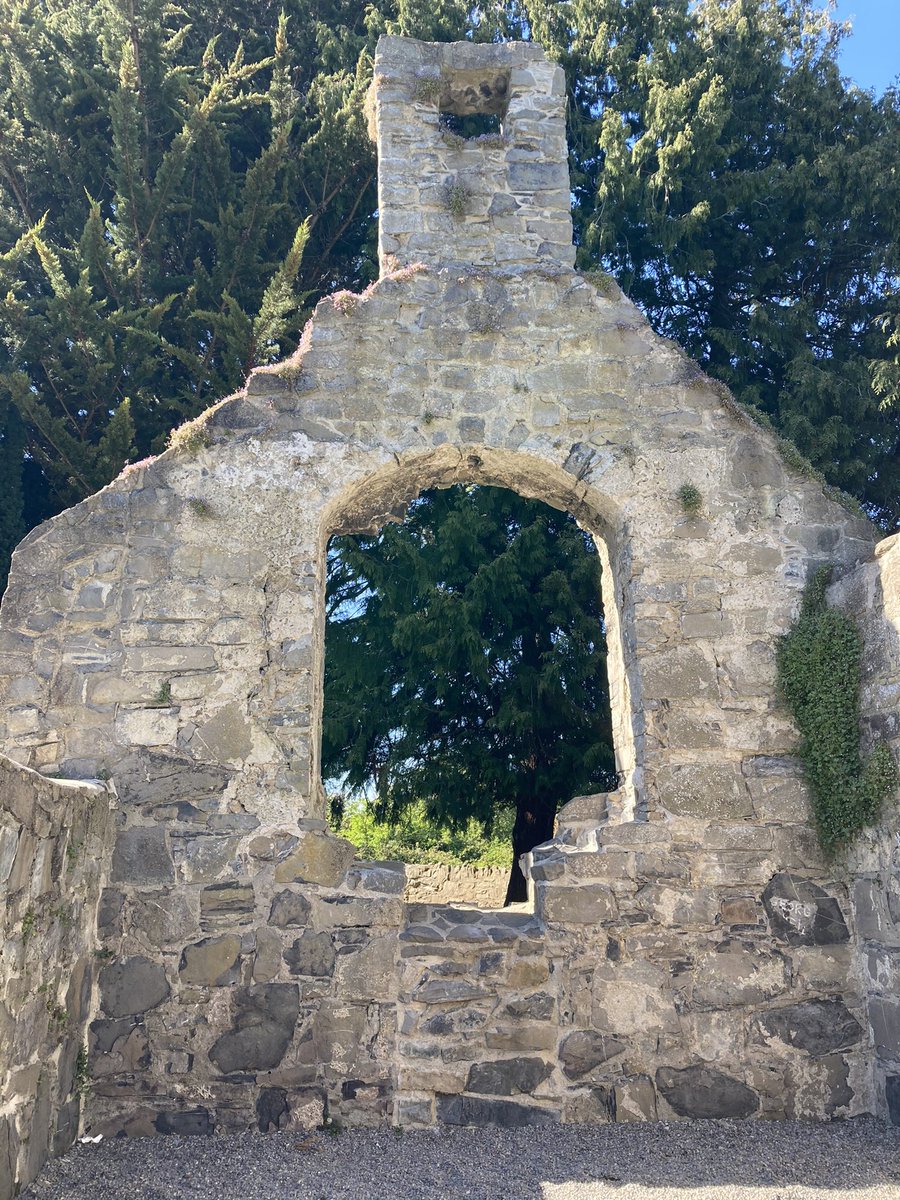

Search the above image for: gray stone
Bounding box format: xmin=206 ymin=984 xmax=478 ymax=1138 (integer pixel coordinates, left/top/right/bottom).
xmin=656 ymin=763 xmax=752 ymax=819
xmin=268 ymin=890 xmax=311 ymax=927
xmin=154 ymin=1109 xmax=214 ymax=1136
xmin=283 ymin=932 xmax=335 ymax=977
xmin=179 ymin=935 xmax=242 ymax=985
xmin=273 ymin=832 xmax=355 ymax=887
xmin=656 ymin=1065 xmax=759 ymax=1119
xmin=208 ymin=984 xmax=299 ymax=1073
xmin=201 ymin=881 xmax=255 ymax=924
xmin=110 ymin=826 xmax=174 ymax=884
xmin=757 ymin=1000 xmax=863 ymax=1055
xmin=256 ymin=1088 xmax=290 ymax=1132
xmin=437 ymin=1094 xmax=560 ymax=1127
xmin=560 ymin=1031 xmax=627 ymax=1079
xmin=505 ymin=992 xmax=555 ymax=1021
xmin=869 ymin=998 xmax=900 ymax=1058
xmin=88 ymin=1017 xmax=150 ymax=1074
xmin=99 ymin=957 xmax=170 ymax=1018
xmin=466 ymin=1057 xmax=552 ymax=1096
xmin=171 ymin=832 xmax=241 ymax=883
xmin=414 ymin=979 xmax=487 ymax=1004
xmin=542 ymin=883 xmax=616 ymax=924
xmin=112 ymin=749 xmax=232 ymax=808
xmin=692 ymin=942 xmax=787 ymax=1009
xmin=762 ymin=874 xmax=850 ymax=946
xmin=130 ymin=889 xmax=198 ymax=946
xmin=346 ymin=861 xmax=407 ymax=894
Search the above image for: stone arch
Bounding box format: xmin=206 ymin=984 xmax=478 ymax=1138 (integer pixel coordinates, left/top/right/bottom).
xmin=314 ymin=443 xmax=641 ymax=824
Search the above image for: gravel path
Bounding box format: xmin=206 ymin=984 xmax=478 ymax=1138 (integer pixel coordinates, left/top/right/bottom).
xmin=20 ymin=1118 xmax=900 ymax=1200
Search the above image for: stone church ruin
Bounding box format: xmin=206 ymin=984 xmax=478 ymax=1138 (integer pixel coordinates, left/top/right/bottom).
xmin=1 ymin=34 xmax=899 ymax=1199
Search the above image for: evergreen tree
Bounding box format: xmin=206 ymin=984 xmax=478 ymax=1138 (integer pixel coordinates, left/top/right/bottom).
xmin=323 ymin=486 xmax=617 ymax=904
xmin=526 ymin=0 xmax=900 ymax=524
xmin=0 ymin=0 xmax=392 ymax=585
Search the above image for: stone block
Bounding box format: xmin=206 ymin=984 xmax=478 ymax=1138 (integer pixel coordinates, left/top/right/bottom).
xmin=284 ymin=932 xmax=336 ymax=977
xmin=541 ymin=883 xmax=616 ymax=924
xmin=154 ymin=1109 xmax=214 ymax=1136
xmin=253 ymin=927 xmax=283 ymax=983
xmin=436 ymin=1094 xmax=560 ymax=1127
xmin=110 ymin=827 xmax=174 ymax=884
xmin=268 ymin=889 xmax=311 ymax=928
xmin=273 ymin=832 xmax=355 ymax=887
xmin=112 ymin=749 xmax=232 ymax=808
xmin=466 ymin=1057 xmax=552 ymax=1096
xmin=656 ymin=1065 xmax=759 ymax=1119
xmin=870 ymin=998 xmax=900 ymax=1060
xmin=504 ymin=992 xmax=555 ymax=1021
xmin=559 ymin=1030 xmax=627 ymax=1079
xmin=762 ymin=874 xmax=850 ymax=946
xmin=346 ymin=861 xmax=407 ymax=894
xmin=755 ymin=999 xmax=864 ymax=1055
xmin=193 ymin=702 xmax=254 ymax=763
xmin=88 ymin=1018 xmax=150 ymax=1076
xmin=179 ymin=935 xmax=242 ymax=985
xmin=641 ymin=645 xmax=718 ymax=700
xmin=333 ymin=935 xmax=397 ymax=1001
xmin=208 ymin=985 xmax=299 ymax=1074
xmin=636 ymin=885 xmax=719 ymax=928
xmin=200 ymin=882 xmax=255 ymax=924
xmin=114 ymin=708 xmax=179 ymax=747
xmin=485 ymin=1025 xmax=556 ymax=1052
xmin=129 ymin=889 xmax=199 ymax=946
xmin=613 ymin=1074 xmax=658 ymax=1122
xmin=99 ymin=957 xmax=170 ymax=1018
xmin=655 ymin=763 xmax=752 ymax=819
xmin=691 ymin=941 xmax=787 ymax=1009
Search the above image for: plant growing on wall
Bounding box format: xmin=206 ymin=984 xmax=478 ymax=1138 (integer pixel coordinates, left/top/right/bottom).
xmin=777 ymin=566 xmax=898 ymax=856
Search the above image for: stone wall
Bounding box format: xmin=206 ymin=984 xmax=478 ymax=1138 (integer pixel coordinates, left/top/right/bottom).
xmin=0 ymin=34 xmax=896 ymax=1139
xmin=403 ymin=864 xmax=509 ymax=908
xmin=0 ymin=755 xmax=113 ymax=1198
xmin=829 ymin=535 xmax=900 ymax=1123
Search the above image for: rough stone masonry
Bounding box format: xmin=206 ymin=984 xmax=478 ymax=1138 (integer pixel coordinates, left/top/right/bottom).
xmin=1 ymin=33 xmax=899 ymax=1198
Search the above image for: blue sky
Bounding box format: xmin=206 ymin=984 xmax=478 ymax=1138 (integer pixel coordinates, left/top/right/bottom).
xmin=832 ymin=0 xmax=899 ymax=93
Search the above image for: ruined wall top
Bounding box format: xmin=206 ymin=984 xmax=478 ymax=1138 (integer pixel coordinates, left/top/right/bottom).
xmin=370 ymin=37 xmax=573 ymax=272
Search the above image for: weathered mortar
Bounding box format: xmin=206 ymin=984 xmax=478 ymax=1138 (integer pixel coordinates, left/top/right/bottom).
xmin=0 ymin=34 xmax=897 ymax=1144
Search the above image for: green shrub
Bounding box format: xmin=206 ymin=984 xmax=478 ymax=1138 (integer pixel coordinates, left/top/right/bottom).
xmin=330 ymin=796 xmax=513 ymax=868
xmin=777 ymin=567 xmax=898 ymax=856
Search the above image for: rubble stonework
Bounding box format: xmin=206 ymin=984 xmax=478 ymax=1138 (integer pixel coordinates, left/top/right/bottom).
xmin=0 ymin=756 xmax=113 ymax=1200
xmin=0 ymin=35 xmax=898 ymax=1172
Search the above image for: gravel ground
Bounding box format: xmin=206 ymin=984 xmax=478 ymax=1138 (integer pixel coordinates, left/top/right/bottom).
xmin=20 ymin=1118 xmax=900 ymax=1200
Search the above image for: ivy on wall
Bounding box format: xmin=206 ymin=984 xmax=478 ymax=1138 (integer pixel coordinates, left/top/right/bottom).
xmin=777 ymin=567 xmax=898 ymax=857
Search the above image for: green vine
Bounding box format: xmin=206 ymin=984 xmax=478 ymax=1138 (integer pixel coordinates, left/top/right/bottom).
xmin=777 ymin=566 xmax=898 ymax=857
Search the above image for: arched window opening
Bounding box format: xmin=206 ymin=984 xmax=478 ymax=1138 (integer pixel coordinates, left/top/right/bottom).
xmin=322 ymin=483 xmax=617 ymax=907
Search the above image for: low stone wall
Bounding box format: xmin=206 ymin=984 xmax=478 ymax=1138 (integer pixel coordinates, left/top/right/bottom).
xmin=0 ymin=755 xmax=113 ymax=1200
xmin=403 ymin=864 xmax=508 ymax=908
xmin=831 ymin=534 xmax=900 ymax=1123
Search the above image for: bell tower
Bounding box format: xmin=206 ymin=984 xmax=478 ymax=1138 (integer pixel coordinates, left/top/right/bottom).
xmin=369 ymin=37 xmax=574 ymax=273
